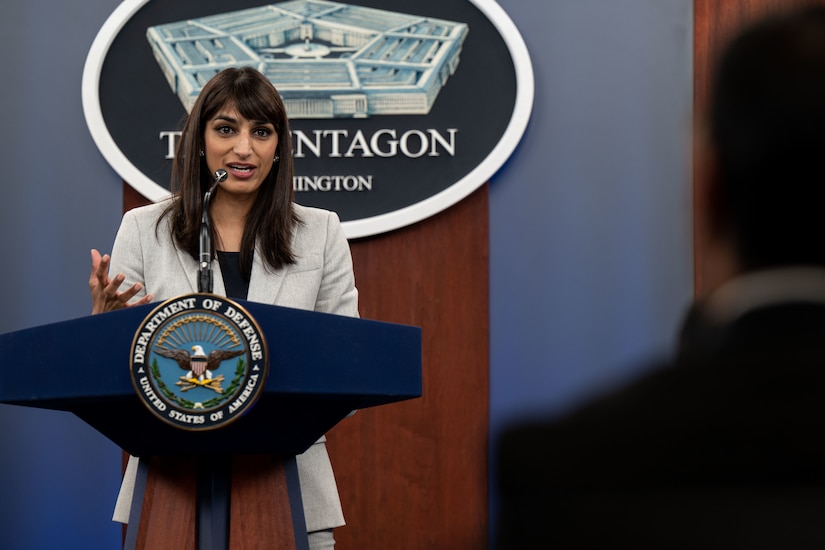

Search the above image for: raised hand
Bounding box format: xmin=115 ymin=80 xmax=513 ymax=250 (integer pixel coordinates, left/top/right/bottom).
xmin=89 ymin=249 xmax=154 ymax=314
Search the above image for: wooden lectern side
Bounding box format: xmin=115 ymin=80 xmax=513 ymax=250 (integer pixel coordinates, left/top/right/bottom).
xmin=127 ymin=455 xmax=303 ymax=550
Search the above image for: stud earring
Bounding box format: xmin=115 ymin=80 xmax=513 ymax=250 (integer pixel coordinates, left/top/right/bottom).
xmin=199 ymin=150 xmax=205 ymax=157
xmin=273 ymin=155 xmax=280 ymax=163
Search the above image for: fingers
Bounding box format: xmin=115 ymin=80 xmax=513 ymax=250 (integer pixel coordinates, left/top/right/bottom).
xmin=90 ymin=249 xmax=112 ymax=289
xmin=91 ymin=250 xmax=127 ymax=294
xmin=130 ymin=293 xmax=155 ymax=308
xmin=106 ymin=272 xmax=126 ymax=293
xmin=117 ymin=281 xmax=143 ymax=303
xmin=92 ymin=282 xmax=152 ymax=314
xmin=90 ymin=249 xmax=153 ymax=313
xmin=97 ymin=255 xmax=111 ymax=284
xmin=90 ymin=249 xmax=102 ymax=287
xmin=109 ymin=280 xmax=154 ymax=309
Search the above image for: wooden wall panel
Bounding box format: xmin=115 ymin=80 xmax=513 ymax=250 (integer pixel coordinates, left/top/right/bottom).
xmin=122 ymin=182 xmax=490 ymax=548
xmin=693 ymin=0 xmax=824 ymax=295
xmin=123 ymin=183 xmax=151 ymax=213
xmin=328 ymin=187 xmax=489 ymax=549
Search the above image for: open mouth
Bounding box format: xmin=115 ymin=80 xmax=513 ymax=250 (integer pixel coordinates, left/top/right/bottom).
xmin=228 ymin=164 xmax=253 ymax=173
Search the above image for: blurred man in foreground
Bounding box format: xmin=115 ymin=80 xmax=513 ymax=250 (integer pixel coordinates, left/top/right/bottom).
xmin=496 ymin=7 xmax=825 ymax=549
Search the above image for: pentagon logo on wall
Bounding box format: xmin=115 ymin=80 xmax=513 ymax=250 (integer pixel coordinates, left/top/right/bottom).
xmin=83 ymin=0 xmax=534 ymax=238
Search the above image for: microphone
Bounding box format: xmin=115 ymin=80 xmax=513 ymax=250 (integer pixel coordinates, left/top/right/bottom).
xmin=198 ymin=169 xmax=228 ymax=293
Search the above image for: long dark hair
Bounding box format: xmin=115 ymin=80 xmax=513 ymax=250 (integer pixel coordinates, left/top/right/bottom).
xmin=160 ymin=66 xmax=299 ymax=277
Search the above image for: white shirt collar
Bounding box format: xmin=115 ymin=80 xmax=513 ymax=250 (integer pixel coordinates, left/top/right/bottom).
xmin=704 ymin=266 xmax=825 ymax=324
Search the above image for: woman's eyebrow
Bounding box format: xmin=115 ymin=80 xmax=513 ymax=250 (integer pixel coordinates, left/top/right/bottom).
xmin=212 ymin=114 xmax=238 ymax=123
xmin=213 ymin=114 xmax=272 ymax=126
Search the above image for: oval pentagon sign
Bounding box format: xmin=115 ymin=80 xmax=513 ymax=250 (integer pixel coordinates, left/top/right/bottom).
xmin=82 ymin=0 xmax=534 ymax=238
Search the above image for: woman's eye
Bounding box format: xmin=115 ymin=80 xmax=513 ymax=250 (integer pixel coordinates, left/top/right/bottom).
xmin=254 ymin=128 xmax=273 ymax=138
xmin=216 ymin=125 xmax=234 ymax=135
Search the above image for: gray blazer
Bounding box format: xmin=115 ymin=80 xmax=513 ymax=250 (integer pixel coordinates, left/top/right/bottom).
xmin=109 ymin=200 xmax=358 ymax=532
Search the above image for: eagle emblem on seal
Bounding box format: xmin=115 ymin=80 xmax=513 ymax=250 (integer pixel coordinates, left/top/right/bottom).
xmin=155 ymin=345 xmax=243 ymax=394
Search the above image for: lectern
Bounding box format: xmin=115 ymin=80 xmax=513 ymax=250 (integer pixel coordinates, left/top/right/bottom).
xmin=0 ymin=299 xmax=422 ymax=549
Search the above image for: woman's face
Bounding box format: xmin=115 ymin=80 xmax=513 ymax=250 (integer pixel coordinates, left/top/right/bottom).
xmin=203 ymin=104 xmax=279 ymax=199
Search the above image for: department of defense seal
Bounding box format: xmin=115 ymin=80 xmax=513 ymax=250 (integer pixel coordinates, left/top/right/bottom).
xmin=130 ymin=294 xmax=268 ymax=431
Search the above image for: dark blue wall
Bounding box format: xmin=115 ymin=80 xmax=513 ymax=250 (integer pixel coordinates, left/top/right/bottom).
xmin=490 ymin=0 xmax=693 ymax=427
xmin=488 ymin=0 xmax=693 ymax=533
xmin=0 ymin=1 xmax=125 ymax=547
xmin=0 ymin=1 xmax=692 ymax=547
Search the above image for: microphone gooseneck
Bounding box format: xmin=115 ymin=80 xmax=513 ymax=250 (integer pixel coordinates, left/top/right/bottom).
xmin=198 ymin=169 xmax=228 ymax=293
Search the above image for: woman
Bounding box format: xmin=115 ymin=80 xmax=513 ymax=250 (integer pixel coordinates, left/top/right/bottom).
xmin=90 ymin=67 xmax=358 ymax=548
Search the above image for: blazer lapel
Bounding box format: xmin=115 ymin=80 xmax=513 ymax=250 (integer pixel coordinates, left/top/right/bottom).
xmin=175 ymin=247 xmax=199 ymax=293
xmin=247 ymin=247 xmax=285 ymax=304
xmin=175 ymin=246 xmax=226 ymax=296
xmin=213 ymin=260 xmax=227 ymax=296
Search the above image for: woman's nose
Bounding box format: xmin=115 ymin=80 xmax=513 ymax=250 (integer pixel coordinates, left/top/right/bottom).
xmin=233 ymin=133 xmax=252 ymax=156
